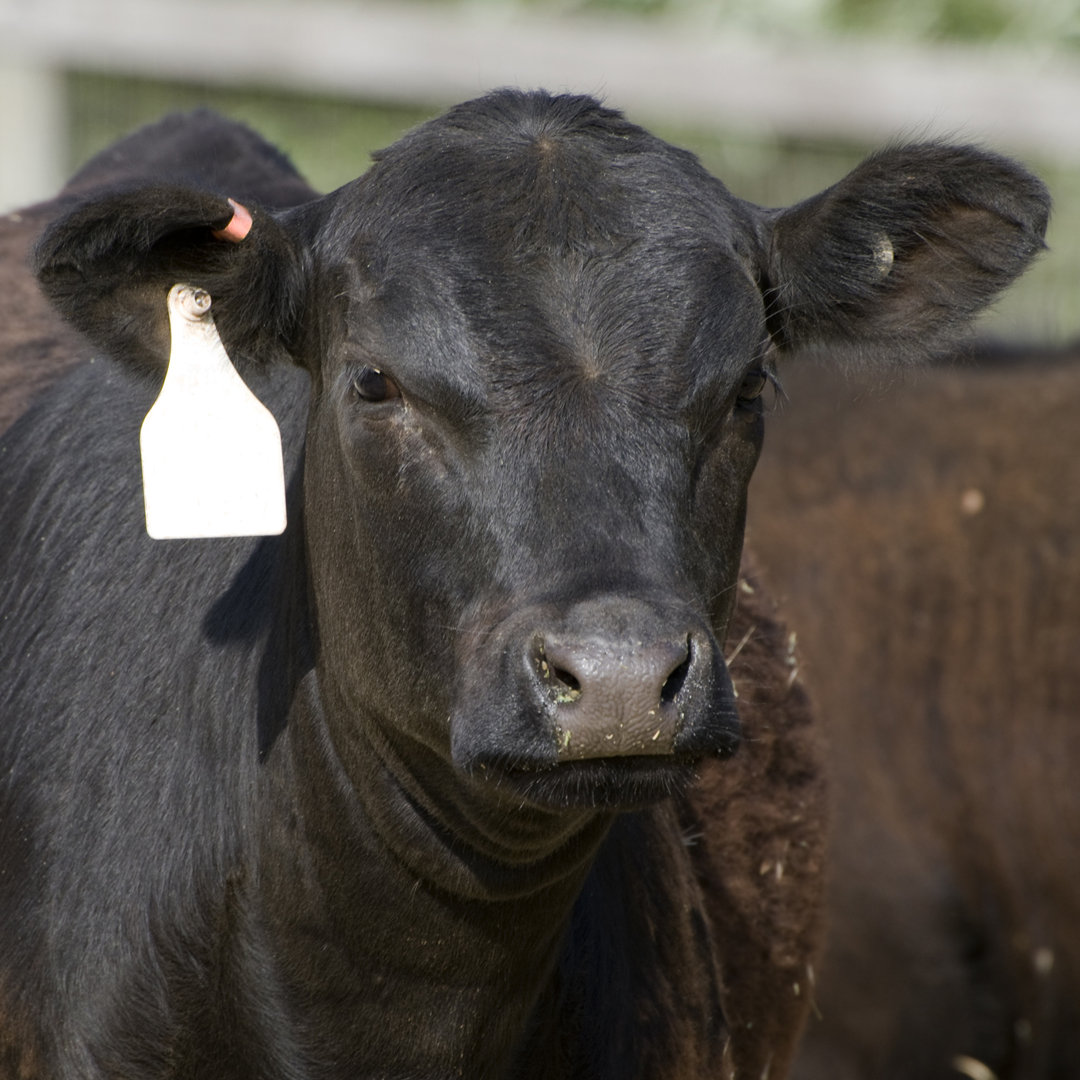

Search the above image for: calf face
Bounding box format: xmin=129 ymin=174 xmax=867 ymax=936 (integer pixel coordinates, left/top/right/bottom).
xmin=34 ymin=90 xmax=1049 ymax=809
xmin=298 ymin=114 xmax=769 ymax=805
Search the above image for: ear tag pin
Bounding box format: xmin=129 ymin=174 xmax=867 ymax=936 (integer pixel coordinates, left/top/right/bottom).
xmin=139 ymin=283 xmax=287 ymax=539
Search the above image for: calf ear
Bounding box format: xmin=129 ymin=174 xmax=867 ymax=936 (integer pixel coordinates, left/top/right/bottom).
xmin=763 ymin=144 xmax=1050 ymax=363
xmin=33 ymin=183 xmax=311 ymax=377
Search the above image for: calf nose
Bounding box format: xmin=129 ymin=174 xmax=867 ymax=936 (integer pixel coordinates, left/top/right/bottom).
xmin=534 ymin=633 xmax=693 ymax=760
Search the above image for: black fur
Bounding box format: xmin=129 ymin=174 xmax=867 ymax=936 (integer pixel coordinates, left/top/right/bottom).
xmin=1 ymin=91 xmax=1048 ymax=1078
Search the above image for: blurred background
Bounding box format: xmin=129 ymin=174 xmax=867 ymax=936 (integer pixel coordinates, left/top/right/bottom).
xmin=1 ymin=0 xmax=1077 ymax=343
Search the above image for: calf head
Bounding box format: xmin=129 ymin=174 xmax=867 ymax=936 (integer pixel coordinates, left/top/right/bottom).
xmin=35 ymin=91 xmax=1048 ymax=808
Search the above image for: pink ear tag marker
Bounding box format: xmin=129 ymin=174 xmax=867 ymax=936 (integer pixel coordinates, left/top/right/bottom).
xmin=212 ymin=198 xmax=253 ymax=243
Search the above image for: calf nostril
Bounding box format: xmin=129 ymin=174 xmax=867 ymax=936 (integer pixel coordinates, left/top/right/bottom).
xmin=550 ymin=665 xmax=582 ymax=703
xmin=660 ymin=638 xmax=692 ymax=706
xmin=537 ymin=647 xmax=584 ymax=704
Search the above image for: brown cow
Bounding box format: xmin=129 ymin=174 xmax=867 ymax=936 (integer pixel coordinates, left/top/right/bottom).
xmin=749 ymin=349 xmax=1080 ymax=1079
xmin=0 ymin=203 xmax=82 ymax=433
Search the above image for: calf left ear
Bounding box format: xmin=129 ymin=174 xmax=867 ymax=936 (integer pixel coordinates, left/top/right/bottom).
xmin=33 ymin=183 xmax=311 ymax=377
xmin=762 ymin=144 xmax=1050 ymax=362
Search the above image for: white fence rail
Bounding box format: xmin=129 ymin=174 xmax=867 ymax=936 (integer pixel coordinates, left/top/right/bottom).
xmin=2 ymin=0 xmax=1080 ymax=209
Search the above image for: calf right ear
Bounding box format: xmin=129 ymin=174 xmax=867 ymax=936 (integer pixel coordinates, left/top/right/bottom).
xmin=761 ymin=143 xmax=1050 ymax=365
xmin=33 ymin=183 xmax=312 ymax=377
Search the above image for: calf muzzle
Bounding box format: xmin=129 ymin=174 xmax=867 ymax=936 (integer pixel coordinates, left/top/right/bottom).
xmin=451 ymin=594 xmax=740 ymax=781
xmin=535 ymin=632 xmax=690 ymax=759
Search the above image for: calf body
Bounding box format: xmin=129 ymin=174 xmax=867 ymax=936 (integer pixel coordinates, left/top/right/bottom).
xmin=0 ymin=92 xmax=1047 ymax=1077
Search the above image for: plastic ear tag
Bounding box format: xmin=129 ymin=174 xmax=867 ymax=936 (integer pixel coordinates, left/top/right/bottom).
xmin=139 ymin=284 xmax=287 ymax=539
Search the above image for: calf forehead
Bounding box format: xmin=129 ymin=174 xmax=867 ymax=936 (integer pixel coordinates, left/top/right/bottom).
xmin=320 ymin=93 xmax=764 ymax=402
xmin=339 ymin=92 xmax=755 ymax=269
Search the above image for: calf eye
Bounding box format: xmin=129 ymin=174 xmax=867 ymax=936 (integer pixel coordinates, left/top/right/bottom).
xmin=736 ymin=367 xmax=770 ymax=407
xmin=351 ymin=367 xmax=401 ymax=404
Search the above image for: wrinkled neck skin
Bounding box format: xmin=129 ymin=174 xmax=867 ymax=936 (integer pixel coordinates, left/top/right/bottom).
xmin=256 ymin=657 xmax=616 ymax=1079
xmin=325 ymin=665 xmax=611 ymax=897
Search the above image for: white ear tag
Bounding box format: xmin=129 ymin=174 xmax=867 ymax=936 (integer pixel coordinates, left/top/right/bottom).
xmin=139 ymin=284 xmax=287 ymax=539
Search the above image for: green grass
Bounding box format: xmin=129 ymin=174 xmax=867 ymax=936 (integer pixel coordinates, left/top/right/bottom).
xmin=66 ymin=70 xmax=1078 ymax=344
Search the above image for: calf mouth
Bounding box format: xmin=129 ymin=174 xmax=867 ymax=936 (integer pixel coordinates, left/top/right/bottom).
xmin=455 ymin=700 xmax=740 ymax=810
xmin=464 ymin=711 xmax=740 ymax=809
xmin=493 ymin=754 xmax=716 ymax=810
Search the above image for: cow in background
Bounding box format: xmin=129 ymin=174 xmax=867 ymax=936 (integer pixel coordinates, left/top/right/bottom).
xmin=750 ymin=348 xmax=1080 ymax=1079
